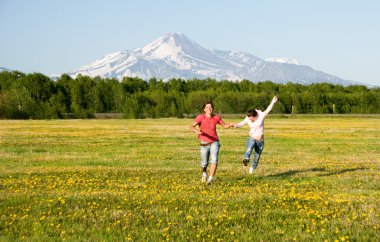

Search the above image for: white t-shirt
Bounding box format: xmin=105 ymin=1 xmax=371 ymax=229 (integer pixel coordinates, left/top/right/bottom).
xmin=235 ymin=110 xmax=267 ymax=139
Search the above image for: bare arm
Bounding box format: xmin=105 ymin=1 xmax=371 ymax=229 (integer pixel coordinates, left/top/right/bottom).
xmin=221 ymin=123 xmax=234 ymax=129
xmin=190 ymin=122 xmax=202 ymax=135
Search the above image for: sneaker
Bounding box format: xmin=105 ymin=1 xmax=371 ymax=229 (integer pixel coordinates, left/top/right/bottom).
xmin=249 ymin=167 xmax=254 ymax=174
xmin=201 ymin=175 xmax=207 ymax=182
xmin=242 ymin=158 xmax=249 ymax=166
xmin=206 ymin=177 xmax=213 ymax=185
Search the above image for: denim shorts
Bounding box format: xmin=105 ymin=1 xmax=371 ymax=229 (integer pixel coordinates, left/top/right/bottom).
xmin=200 ymin=141 xmax=220 ymax=168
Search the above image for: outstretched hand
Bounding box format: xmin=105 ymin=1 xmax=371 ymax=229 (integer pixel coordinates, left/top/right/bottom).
xmin=272 ymin=96 xmax=278 ymax=103
xmin=225 ymin=123 xmax=235 ymax=128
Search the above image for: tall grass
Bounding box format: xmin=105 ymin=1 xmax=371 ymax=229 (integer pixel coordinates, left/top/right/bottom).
xmin=0 ymin=116 xmax=379 ymax=241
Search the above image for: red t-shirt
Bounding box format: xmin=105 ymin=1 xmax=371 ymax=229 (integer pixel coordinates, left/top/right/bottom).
xmin=194 ymin=114 xmax=225 ymax=142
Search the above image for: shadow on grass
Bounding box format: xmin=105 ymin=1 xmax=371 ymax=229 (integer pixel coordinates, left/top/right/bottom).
xmin=264 ymin=167 xmax=366 ymax=179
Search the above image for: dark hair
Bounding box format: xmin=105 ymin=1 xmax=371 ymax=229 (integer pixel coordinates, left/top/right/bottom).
xmin=247 ymin=109 xmax=257 ymax=117
xmin=202 ymin=101 xmax=214 ymax=109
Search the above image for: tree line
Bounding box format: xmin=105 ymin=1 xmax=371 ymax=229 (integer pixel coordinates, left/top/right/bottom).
xmin=0 ymin=71 xmax=379 ymax=119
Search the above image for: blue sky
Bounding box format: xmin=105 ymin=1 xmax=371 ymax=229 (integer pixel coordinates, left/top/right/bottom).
xmin=0 ymin=0 xmax=379 ymax=86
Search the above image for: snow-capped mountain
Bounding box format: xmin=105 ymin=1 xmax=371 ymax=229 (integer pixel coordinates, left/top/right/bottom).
xmin=266 ymin=58 xmax=301 ymax=65
xmin=0 ymin=67 xmax=12 ymax=72
xmin=70 ymin=32 xmax=357 ymax=86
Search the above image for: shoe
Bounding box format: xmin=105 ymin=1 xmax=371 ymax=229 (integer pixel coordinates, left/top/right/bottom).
xmin=206 ymin=177 xmax=213 ymax=185
xmin=201 ymin=175 xmax=207 ymax=182
xmin=249 ymin=167 xmax=254 ymax=174
xmin=242 ymin=159 xmax=249 ymax=166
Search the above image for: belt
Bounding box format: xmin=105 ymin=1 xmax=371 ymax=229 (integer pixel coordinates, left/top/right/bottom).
xmin=200 ymin=142 xmax=214 ymax=146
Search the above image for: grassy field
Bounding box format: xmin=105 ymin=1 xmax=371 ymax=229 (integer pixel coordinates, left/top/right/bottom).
xmin=0 ymin=116 xmax=379 ymax=241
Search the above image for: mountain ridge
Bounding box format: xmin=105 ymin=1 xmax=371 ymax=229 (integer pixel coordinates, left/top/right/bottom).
xmin=66 ymin=33 xmax=365 ymax=86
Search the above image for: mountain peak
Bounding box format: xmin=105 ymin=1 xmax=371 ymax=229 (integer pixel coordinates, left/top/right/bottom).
xmin=162 ymin=32 xmax=192 ymax=43
xmin=141 ymin=32 xmax=203 ymax=58
xmin=165 ymin=32 xmax=186 ymax=38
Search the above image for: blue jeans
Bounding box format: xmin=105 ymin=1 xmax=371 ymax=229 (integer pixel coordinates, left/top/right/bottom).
xmin=244 ymin=138 xmax=264 ymax=170
xmin=200 ymin=141 xmax=220 ymax=168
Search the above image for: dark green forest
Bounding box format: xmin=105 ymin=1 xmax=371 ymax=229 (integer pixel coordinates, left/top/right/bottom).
xmin=0 ymin=71 xmax=379 ymax=119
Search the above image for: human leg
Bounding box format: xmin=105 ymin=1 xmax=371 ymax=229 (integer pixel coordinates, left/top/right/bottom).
xmin=200 ymin=143 xmax=210 ymax=182
xmin=209 ymin=164 xmax=217 ymax=178
xmin=201 ymin=167 xmax=207 ymax=182
xmin=208 ymin=142 xmax=220 ymax=183
xmin=250 ymin=140 xmax=264 ymax=172
xmin=243 ymin=137 xmax=255 ymax=166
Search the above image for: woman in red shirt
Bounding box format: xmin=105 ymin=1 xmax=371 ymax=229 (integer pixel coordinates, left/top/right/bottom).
xmin=190 ymin=101 xmax=233 ymax=184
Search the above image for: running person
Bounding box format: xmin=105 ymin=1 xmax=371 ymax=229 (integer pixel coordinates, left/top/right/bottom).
xmin=190 ymin=101 xmax=233 ymax=184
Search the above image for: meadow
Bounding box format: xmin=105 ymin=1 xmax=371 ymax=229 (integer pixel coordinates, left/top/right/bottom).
xmin=0 ymin=116 xmax=379 ymax=241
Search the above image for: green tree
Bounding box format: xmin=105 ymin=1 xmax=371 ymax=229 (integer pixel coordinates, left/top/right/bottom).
xmin=167 ymin=78 xmax=187 ymax=93
xmin=219 ymin=80 xmax=239 ymax=92
xmin=22 ymin=73 xmax=53 ymax=102
xmin=70 ymin=75 xmax=98 ymax=118
xmin=185 ymin=79 xmax=208 ymax=92
xmin=214 ymin=92 xmax=241 ymax=113
xmin=0 ymin=85 xmax=35 ymax=119
xmin=0 ymin=71 xmax=25 ymax=91
xmin=56 ymin=74 xmax=73 ymax=114
xmin=258 ymin=81 xmax=279 ymax=93
xmin=122 ymin=77 xmax=148 ymax=94
xmin=185 ymin=91 xmax=215 ymax=115
xmin=123 ymin=93 xmax=156 ymax=119
xmin=238 ymin=79 xmax=258 ymax=92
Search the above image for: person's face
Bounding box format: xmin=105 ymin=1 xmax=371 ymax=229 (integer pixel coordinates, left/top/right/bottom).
xmin=248 ymin=115 xmax=257 ymax=121
xmin=204 ymin=104 xmax=213 ymax=115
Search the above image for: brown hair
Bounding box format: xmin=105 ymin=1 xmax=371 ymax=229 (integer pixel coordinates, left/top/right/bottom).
xmin=247 ymin=109 xmax=257 ymax=117
xmin=202 ymin=101 xmax=214 ymax=109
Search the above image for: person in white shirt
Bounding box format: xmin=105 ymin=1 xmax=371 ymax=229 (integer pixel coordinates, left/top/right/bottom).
xmin=233 ymin=96 xmax=278 ymax=174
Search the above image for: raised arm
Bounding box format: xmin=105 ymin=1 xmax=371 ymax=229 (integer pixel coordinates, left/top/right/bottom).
xmin=263 ymin=96 xmax=278 ymax=116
